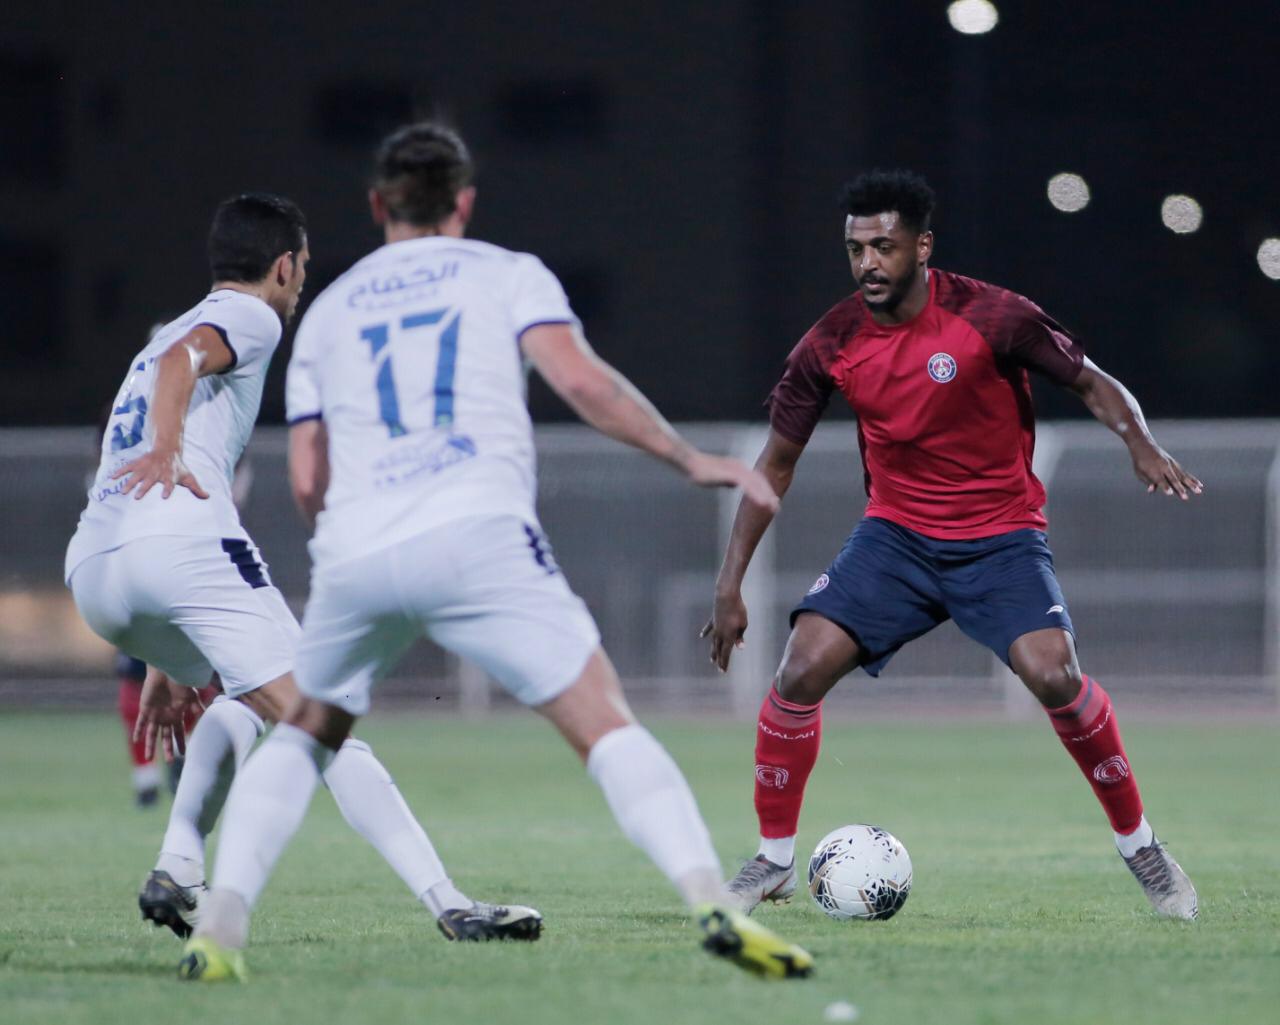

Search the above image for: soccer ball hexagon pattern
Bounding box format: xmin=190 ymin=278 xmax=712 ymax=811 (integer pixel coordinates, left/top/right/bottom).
xmin=807 ymin=824 xmax=913 ymax=921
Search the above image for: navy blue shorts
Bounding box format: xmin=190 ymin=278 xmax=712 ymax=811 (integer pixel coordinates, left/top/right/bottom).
xmin=792 ymin=517 xmax=1074 ymax=675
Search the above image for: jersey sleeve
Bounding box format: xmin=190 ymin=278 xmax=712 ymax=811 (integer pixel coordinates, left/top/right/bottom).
xmin=284 ymin=308 xmax=323 ymax=424
xmin=989 ymin=293 xmax=1085 ymax=385
xmin=196 ymin=294 xmax=282 ymax=377
xmin=509 ymin=255 xmax=579 ymax=338
xmin=765 ymin=334 xmax=834 ymax=445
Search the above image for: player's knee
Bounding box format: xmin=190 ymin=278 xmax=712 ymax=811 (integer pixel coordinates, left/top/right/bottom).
xmin=775 ymin=654 xmax=837 ymax=706
xmin=1018 ymin=657 xmax=1081 ymax=708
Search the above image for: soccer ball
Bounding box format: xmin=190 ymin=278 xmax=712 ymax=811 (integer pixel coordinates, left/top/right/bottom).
xmin=807 ymin=824 xmax=913 ymax=921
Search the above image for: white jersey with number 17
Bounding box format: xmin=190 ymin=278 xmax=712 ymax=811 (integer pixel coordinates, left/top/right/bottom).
xmin=285 ymin=236 xmax=577 ymax=569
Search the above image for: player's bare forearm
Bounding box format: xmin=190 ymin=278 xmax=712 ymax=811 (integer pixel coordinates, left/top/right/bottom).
xmin=1069 ymin=358 xmax=1203 ymax=499
xmin=524 ymin=324 xmax=779 ymax=508
xmin=701 ymin=432 xmax=802 ymax=671
xmin=523 ymin=323 xmax=689 ymax=467
xmin=714 ymin=431 xmax=801 ymax=594
xmin=151 ymin=325 xmax=234 ymax=453
xmin=565 ymin=364 xmax=695 ymax=472
xmin=288 ymin=420 xmax=330 ymax=530
xmin=1069 ymin=358 xmax=1154 ymax=449
xmin=112 ymin=325 xmax=231 ymax=499
xmin=146 ymin=342 xmax=201 ymax=454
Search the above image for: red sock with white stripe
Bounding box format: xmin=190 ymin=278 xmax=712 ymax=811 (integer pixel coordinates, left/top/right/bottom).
xmin=753 ymin=685 xmax=822 ymax=867
xmin=1046 ymin=675 xmax=1144 ymax=837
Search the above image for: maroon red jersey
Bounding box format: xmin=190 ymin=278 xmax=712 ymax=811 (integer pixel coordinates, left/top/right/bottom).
xmin=767 ymin=269 xmax=1085 ymax=539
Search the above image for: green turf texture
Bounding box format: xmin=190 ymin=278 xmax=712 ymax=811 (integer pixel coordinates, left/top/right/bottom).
xmin=1 ymin=712 xmax=1275 ymax=1025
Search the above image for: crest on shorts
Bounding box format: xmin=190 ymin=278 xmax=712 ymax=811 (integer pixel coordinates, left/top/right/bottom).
xmin=807 ymin=573 xmax=830 ymax=595
xmin=927 ymin=352 xmax=957 ymax=383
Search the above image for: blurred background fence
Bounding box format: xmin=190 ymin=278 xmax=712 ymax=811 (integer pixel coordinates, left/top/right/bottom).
xmin=2 ymin=420 xmax=1277 ymax=717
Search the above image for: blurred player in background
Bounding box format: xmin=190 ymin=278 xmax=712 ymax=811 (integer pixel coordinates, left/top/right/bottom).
xmin=704 ymin=170 xmax=1200 ymax=922
xmin=66 ymin=193 xmax=536 ymax=945
xmin=183 ymin=122 xmax=813 ymax=983
xmin=114 ymin=653 xmax=165 ymax=806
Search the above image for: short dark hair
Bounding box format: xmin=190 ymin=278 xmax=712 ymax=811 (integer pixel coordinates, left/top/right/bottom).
xmin=207 ymin=193 xmax=307 ymax=283
xmin=840 ymin=170 xmax=936 ymax=235
xmin=373 ymin=121 xmax=474 ymax=227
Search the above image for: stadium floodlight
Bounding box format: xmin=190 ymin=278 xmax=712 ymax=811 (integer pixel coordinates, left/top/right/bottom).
xmin=947 ymin=0 xmax=999 ymax=35
xmin=1160 ymin=194 xmax=1203 ymax=234
xmin=1047 ymin=173 xmax=1090 ymax=213
xmin=1257 ymin=238 xmax=1280 ymax=280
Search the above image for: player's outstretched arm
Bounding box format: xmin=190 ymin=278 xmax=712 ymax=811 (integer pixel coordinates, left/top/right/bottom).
xmin=701 ymin=429 xmax=805 ymax=671
xmin=522 ymin=323 xmax=779 ymax=511
xmin=1068 ymin=357 xmax=1203 ymax=500
xmin=288 ymin=419 xmax=330 ymax=530
xmin=112 ymin=324 xmax=233 ymax=500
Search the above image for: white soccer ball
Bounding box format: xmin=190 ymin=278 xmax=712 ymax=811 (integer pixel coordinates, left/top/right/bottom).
xmin=807 ymin=824 xmax=913 ymax=921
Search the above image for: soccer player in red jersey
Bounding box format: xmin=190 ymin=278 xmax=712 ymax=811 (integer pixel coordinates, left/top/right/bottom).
xmin=703 ymin=170 xmax=1201 ymax=920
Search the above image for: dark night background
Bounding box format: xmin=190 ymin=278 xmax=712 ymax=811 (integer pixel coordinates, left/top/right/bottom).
xmin=1 ymin=1 xmax=1276 ymax=428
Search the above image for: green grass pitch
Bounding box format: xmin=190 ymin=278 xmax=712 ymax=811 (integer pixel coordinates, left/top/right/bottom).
xmin=1 ymin=711 xmax=1276 ymax=1025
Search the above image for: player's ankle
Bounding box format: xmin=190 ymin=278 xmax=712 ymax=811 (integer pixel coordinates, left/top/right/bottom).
xmin=156 ymin=852 xmax=204 ymax=887
xmin=1114 ymin=815 xmax=1154 ymax=857
xmin=196 ymin=888 xmax=250 ymax=949
xmin=758 ymin=835 xmax=796 ymax=866
xmin=676 ymin=866 xmax=726 ymax=908
xmin=420 ymin=878 xmax=470 ymax=917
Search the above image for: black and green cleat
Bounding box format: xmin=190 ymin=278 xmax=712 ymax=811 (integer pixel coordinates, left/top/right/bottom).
xmin=697 ymin=903 xmax=813 ymax=980
xmin=177 ymin=936 xmax=247 ymax=982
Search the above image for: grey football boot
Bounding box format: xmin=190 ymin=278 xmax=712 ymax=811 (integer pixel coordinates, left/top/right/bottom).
xmin=1121 ymin=836 xmax=1198 ymax=920
xmin=725 ymin=855 xmax=798 ymax=915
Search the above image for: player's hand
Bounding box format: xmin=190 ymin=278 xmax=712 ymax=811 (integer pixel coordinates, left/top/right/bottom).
xmin=112 ymin=447 xmax=210 ymax=501
xmin=1130 ymin=442 xmax=1203 ymax=500
xmin=700 ymin=590 xmax=750 ymax=673
xmin=133 ymin=668 xmax=197 ymax=762
xmin=685 ymin=453 xmax=781 ymax=514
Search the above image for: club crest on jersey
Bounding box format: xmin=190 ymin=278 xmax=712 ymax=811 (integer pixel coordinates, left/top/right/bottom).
xmin=927 ymin=352 xmax=957 ymax=383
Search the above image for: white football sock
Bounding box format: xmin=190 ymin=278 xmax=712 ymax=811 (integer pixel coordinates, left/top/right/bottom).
xmin=757 ymin=836 xmax=797 ymax=867
xmin=157 ymin=696 xmax=262 ymax=879
xmin=1115 ymin=815 xmax=1155 ymax=858
xmin=421 ymin=880 xmax=472 ymax=917
xmin=323 ymin=738 xmax=464 ymax=910
xmin=586 ymin=724 xmax=724 ymax=908
xmin=206 ymin=724 xmax=332 ymax=921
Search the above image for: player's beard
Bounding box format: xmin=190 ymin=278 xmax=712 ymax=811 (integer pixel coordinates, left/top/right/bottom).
xmin=862 ymin=265 xmax=920 ymax=313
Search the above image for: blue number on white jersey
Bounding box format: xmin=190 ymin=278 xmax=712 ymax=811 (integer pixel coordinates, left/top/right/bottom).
xmin=108 ymin=361 xmax=152 ymax=452
xmin=359 ymin=308 xmax=463 ymax=436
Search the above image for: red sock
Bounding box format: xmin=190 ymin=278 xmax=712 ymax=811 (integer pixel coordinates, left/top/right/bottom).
xmin=754 ymin=685 xmax=822 ymax=840
xmin=117 ymin=679 xmax=149 ymax=767
xmin=1046 ymin=675 xmax=1143 ymax=833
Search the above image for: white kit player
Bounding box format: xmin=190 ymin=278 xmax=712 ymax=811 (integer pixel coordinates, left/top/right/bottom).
xmin=182 ymin=124 xmax=815 ymax=983
xmin=66 ymin=193 xmax=540 ymax=950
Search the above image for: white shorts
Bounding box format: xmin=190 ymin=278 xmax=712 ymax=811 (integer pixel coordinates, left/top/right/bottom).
xmin=295 ymin=516 xmax=600 ymax=715
xmin=68 ymin=534 xmax=298 ymax=696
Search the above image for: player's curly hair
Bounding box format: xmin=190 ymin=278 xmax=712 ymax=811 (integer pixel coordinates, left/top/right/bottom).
xmin=373 ymin=122 xmax=474 ymax=227
xmin=840 ymin=170 xmax=936 ymax=235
